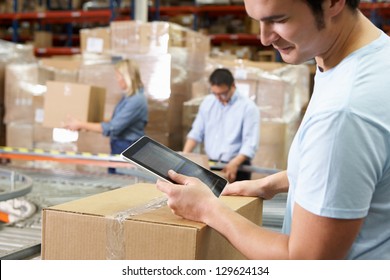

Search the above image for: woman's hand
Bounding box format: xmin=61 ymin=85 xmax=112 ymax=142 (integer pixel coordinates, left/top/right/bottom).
xmin=63 ymin=116 xmax=83 ymax=131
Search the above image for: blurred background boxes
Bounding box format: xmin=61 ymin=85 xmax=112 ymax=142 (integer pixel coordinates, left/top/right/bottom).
xmin=43 ymin=81 xmax=106 ymax=128
xmin=34 ymin=31 xmax=53 ymax=48
xmin=80 ymin=27 xmax=111 ymax=55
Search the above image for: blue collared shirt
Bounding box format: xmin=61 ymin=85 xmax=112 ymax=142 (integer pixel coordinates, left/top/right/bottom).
xmin=101 ymin=88 xmax=148 ymax=142
xmin=187 ymin=91 xmax=260 ymax=162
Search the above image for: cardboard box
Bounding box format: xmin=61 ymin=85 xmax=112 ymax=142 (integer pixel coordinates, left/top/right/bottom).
xmin=6 ymin=122 xmax=34 ymax=149
xmin=78 ymin=62 xmax=122 ymax=120
xmin=252 ymin=113 xmax=301 ymax=171
xmin=34 ymin=31 xmax=53 ymax=48
xmin=110 ymin=21 xmax=170 ymax=55
xmin=80 ymin=27 xmax=111 ymax=54
xmin=4 ymin=62 xmax=38 ymax=124
xmin=77 ymin=131 xmax=110 ymax=154
xmin=43 ymin=81 xmax=106 ymax=128
xmin=39 ymin=57 xmax=81 ymax=72
xmin=0 ymin=105 xmax=5 ymax=146
xmin=42 ymin=183 xmax=263 ymax=260
xmin=38 ymin=57 xmax=81 ymax=83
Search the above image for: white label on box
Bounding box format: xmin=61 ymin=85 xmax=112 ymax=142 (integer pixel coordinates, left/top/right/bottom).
xmin=53 ymin=128 xmax=79 ymax=143
xmin=35 ymin=108 xmax=44 ymax=123
xmin=86 ymin=37 xmax=104 ymax=53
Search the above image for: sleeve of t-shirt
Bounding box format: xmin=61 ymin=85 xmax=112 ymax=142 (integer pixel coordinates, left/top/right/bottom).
xmin=294 ymin=110 xmax=386 ymax=219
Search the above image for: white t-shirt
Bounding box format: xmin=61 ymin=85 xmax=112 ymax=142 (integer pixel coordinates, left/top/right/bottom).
xmin=284 ymin=32 xmax=390 ymax=259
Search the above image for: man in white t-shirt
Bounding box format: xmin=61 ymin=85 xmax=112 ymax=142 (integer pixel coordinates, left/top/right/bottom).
xmin=156 ymin=0 xmax=390 ymax=259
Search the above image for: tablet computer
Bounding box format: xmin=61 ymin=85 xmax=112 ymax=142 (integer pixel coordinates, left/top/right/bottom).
xmin=121 ymin=136 xmax=228 ymax=197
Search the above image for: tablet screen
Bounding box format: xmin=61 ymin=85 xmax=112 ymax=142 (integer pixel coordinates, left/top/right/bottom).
xmin=121 ymin=136 xmax=227 ymax=197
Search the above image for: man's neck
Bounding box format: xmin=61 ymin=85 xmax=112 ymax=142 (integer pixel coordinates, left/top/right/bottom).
xmin=315 ymin=11 xmax=380 ymax=71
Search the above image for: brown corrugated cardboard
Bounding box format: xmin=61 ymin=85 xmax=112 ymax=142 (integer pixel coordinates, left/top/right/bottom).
xmin=39 ymin=57 xmax=81 ymax=72
xmin=34 ymin=31 xmax=53 ymax=48
xmin=6 ymin=122 xmax=34 ymax=149
xmin=0 ymin=105 xmax=5 ymax=145
xmin=42 ymin=183 xmax=262 ymax=260
xmin=78 ymin=62 xmax=122 ymax=120
xmin=38 ymin=57 xmax=80 ymax=83
xmin=43 ymin=81 xmax=106 ymax=128
xmin=252 ymin=113 xmax=301 ymax=171
xmin=77 ymin=131 xmax=110 ymax=154
xmin=4 ymin=62 xmax=38 ymax=124
xmin=80 ymin=27 xmax=111 ymax=54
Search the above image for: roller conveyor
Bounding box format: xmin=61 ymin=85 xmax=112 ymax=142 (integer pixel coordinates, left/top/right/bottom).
xmin=0 ymin=164 xmax=144 ymax=259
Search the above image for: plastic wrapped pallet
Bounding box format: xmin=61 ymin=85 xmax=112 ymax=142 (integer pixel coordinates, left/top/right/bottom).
xmin=78 ymin=62 xmax=122 ymax=120
xmin=4 ymin=62 xmax=39 ymax=125
xmin=110 ymin=21 xmax=170 ymax=55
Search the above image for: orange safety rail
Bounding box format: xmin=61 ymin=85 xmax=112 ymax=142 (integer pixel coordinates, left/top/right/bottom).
xmin=0 ymin=146 xmax=133 ymax=169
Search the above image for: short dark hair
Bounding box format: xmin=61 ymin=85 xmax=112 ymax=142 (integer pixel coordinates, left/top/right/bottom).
xmin=305 ymin=0 xmax=360 ymax=30
xmin=209 ymin=68 xmax=235 ymax=87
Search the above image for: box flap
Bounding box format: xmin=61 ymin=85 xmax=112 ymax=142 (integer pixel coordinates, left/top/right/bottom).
xmin=46 ymin=183 xmax=260 ymax=229
xmin=47 ymin=183 xmax=164 ymax=217
xmin=42 ymin=183 xmax=262 ymax=260
xmin=131 ymin=195 xmax=260 ymax=229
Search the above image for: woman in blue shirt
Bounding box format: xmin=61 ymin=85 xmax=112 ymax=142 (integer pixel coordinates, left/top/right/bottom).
xmin=65 ymin=59 xmax=148 ymax=173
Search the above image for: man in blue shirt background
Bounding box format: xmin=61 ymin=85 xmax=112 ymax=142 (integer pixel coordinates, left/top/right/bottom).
xmin=183 ymin=68 xmax=260 ymax=182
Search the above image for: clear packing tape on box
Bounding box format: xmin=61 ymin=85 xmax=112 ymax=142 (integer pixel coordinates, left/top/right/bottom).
xmin=105 ymin=195 xmax=168 ymax=260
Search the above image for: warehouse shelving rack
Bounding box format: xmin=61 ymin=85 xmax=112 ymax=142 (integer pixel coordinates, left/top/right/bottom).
xmin=0 ymin=0 xmax=121 ymax=55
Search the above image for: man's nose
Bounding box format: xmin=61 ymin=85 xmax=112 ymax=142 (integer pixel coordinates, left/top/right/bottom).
xmin=259 ymin=22 xmax=277 ymax=47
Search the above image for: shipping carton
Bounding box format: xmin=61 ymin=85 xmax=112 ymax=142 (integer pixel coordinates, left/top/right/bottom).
xmin=39 ymin=57 xmax=81 ymax=72
xmin=42 ymin=183 xmax=262 ymax=260
xmin=80 ymin=27 xmax=111 ymax=54
xmin=43 ymin=81 xmax=106 ymax=128
xmin=34 ymin=31 xmax=53 ymax=48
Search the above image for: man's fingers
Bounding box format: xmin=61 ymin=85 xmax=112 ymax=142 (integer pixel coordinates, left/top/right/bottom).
xmin=167 ymin=170 xmax=191 ymax=185
xmin=156 ymin=179 xmax=174 ymax=195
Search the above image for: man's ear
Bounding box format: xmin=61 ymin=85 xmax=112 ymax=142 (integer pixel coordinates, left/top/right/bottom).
xmin=324 ymin=0 xmax=346 ymax=18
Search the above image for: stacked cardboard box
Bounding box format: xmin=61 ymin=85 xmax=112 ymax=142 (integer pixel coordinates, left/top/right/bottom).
xmin=0 ymin=45 xmax=6 ymax=145
xmin=2 ymin=22 xmax=211 ymax=156
xmin=107 ymin=21 xmax=210 ymax=150
xmin=34 ymin=31 xmax=53 ymax=48
xmin=110 ymin=21 xmax=170 ymax=55
xmin=212 ymin=45 xmax=258 ymax=60
xmin=252 ymin=113 xmax=302 ymax=172
xmin=38 ymin=57 xmax=80 ymax=82
xmin=80 ymin=27 xmax=111 ymax=55
xmin=3 ymin=61 xmax=45 ymax=152
xmin=1 ymin=49 xmax=87 ymax=161
xmin=205 ymin=58 xmax=310 ymax=119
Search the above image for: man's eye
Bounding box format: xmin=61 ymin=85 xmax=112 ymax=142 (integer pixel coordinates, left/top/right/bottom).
xmin=274 ymin=18 xmax=288 ymax=23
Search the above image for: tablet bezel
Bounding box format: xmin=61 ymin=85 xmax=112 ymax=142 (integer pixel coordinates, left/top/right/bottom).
xmin=120 ymin=136 xmax=228 ymax=197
